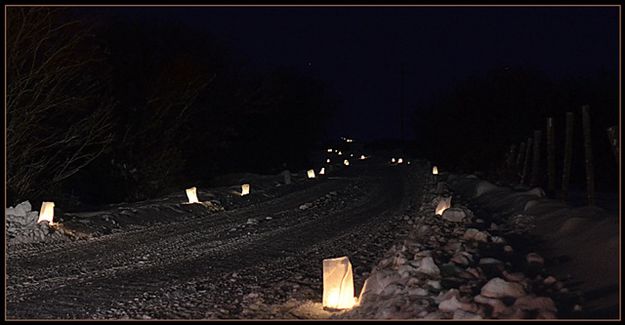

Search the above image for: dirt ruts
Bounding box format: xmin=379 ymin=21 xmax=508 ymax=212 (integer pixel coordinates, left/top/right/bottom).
xmin=7 ymin=160 xmax=425 ymax=319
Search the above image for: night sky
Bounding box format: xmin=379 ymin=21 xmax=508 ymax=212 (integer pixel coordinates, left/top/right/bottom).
xmin=93 ymin=6 xmax=619 ymax=141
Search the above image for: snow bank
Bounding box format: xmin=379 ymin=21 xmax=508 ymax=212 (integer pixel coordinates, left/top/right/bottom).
xmin=446 ymin=174 xmax=618 ymax=318
xmin=6 ymin=201 xmax=67 ymax=245
xmin=341 ymin=171 xmax=567 ymax=320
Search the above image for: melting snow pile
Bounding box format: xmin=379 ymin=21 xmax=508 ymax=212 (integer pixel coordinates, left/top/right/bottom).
xmin=6 ymin=201 xmax=67 ymax=244
xmin=341 ymin=171 xmax=573 ymax=320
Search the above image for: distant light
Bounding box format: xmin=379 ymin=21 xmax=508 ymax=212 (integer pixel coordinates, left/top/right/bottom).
xmin=186 ymin=187 xmax=199 ymax=203
xmin=327 ymin=148 xmax=333 ymax=152
xmin=319 ymin=167 xmax=325 ymax=175
xmin=407 ymin=161 xmax=411 ymax=165
xmin=350 ymin=153 xmax=354 ymax=157
xmin=241 ymin=184 xmax=250 ymax=196
xmin=343 ymin=159 xmax=350 ymax=166
xmin=359 ymin=155 xmax=366 ymax=160
xmin=397 ymin=158 xmax=404 ymax=164
xmin=307 ymin=169 xmax=316 ymax=179
xmin=338 ymin=151 xmax=343 ymax=156
xmin=37 ymin=202 xmax=55 ymax=225
xmin=346 ymin=138 xmax=353 ymax=143
xmin=326 ymin=158 xmax=331 ymax=163
xmin=391 ymin=158 xmax=396 ymax=163
xmin=432 ymin=166 xmax=439 ymax=175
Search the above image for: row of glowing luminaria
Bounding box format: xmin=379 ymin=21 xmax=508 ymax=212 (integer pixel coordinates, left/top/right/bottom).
xmin=36 ymin=147 xmax=442 ymax=311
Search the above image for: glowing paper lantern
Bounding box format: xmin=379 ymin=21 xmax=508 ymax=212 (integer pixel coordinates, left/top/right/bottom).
xmin=323 ymin=256 xmax=355 ymax=309
xmin=343 ymin=159 xmax=350 ymax=166
xmin=319 ymin=167 xmax=325 ymax=175
xmin=435 ymin=196 xmax=452 ymax=215
xmin=37 ymin=202 xmax=55 ymax=225
xmin=307 ymin=169 xmax=316 ymax=178
xmin=397 ymin=158 xmax=404 ymax=164
xmin=391 ymin=158 xmax=396 ymax=163
xmin=186 ymin=187 xmax=199 ymax=203
xmin=432 ymin=166 xmax=439 ymax=175
xmin=241 ymin=184 xmax=250 ymax=196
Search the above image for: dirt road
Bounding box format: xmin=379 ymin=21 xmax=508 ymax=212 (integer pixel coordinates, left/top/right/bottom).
xmin=6 ymin=160 xmax=425 ymax=319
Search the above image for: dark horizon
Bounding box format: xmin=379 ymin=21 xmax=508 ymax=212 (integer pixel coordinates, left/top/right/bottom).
xmin=80 ymin=6 xmax=619 ymax=142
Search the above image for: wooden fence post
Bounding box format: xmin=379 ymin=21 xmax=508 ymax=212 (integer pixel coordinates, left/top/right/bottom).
xmin=516 ymin=141 xmax=526 ymax=174
xmin=607 ymin=125 xmax=618 ymax=164
xmin=530 ymin=130 xmax=542 ymax=187
xmin=505 ymin=144 xmax=517 ymax=170
xmin=582 ymin=105 xmax=595 ymax=206
xmin=561 ymin=112 xmax=574 ymax=201
xmin=546 ymin=117 xmax=556 ymax=194
xmin=521 ymin=137 xmax=533 ymax=185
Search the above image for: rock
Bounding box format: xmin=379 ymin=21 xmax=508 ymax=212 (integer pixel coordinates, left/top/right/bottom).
xmin=473 ymin=295 xmax=509 ymax=317
xmin=475 ymin=181 xmax=499 ymax=197
xmin=479 ymin=258 xmax=503 ymax=265
xmin=416 ymin=257 xmax=440 ymax=276
xmin=463 ymin=228 xmax=489 ymax=242
xmin=502 ymin=271 xmax=525 ymax=283
xmin=424 ymin=311 xmax=446 ymax=319
xmin=451 ymin=253 xmax=470 ymax=266
xmin=392 ymin=253 xmax=408 ymax=267
xmin=380 ymin=283 xmax=403 ymax=297
xmin=527 ymin=187 xmax=546 ymax=197
xmin=397 ymin=264 xmax=416 ymax=278
xmin=366 ymin=269 xmax=403 ymax=295
xmin=439 ymin=296 xmax=464 ymax=313
xmin=537 ymin=310 xmax=557 ymax=319
xmin=513 ymin=295 xmax=557 ymax=313
xmin=434 ymin=288 xmax=460 ymax=304
xmin=491 ymin=236 xmax=506 ymax=244
xmin=427 ymin=280 xmax=442 ymax=290
xmin=440 ymin=263 xmax=462 ymax=277
xmin=526 ymin=252 xmax=544 ymax=266
xmin=16 ymin=201 xmax=33 ymax=214
xmin=298 ymin=203 xmax=312 ymax=210
xmin=407 ymin=287 xmax=428 ymax=296
xmin=543 ymin=276 xmax=557 ymax=286
xmin=481 ymin=278 xmax=525 ymax=298
xmin=441 ymin=208 xmax=466 ymax=223
xmin=453 ymin=310 xmax=482 ymax=319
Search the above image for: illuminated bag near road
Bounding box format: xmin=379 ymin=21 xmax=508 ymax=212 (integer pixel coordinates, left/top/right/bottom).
xmin=323 ymin=256 xmax=355 ymax=309
xmin=37 ymin=202 xmax=55 ymax=225
xmin=241 ymin=184 xmax=250 ymax=196
xmin=435 ymin=196 xmax=452 ymax=215
xmin=186 ymin=187 xmax=199 ymax=203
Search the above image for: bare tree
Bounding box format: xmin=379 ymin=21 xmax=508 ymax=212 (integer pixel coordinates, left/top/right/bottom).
xmin=7 ymin=8 xmax=114 ymax=202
